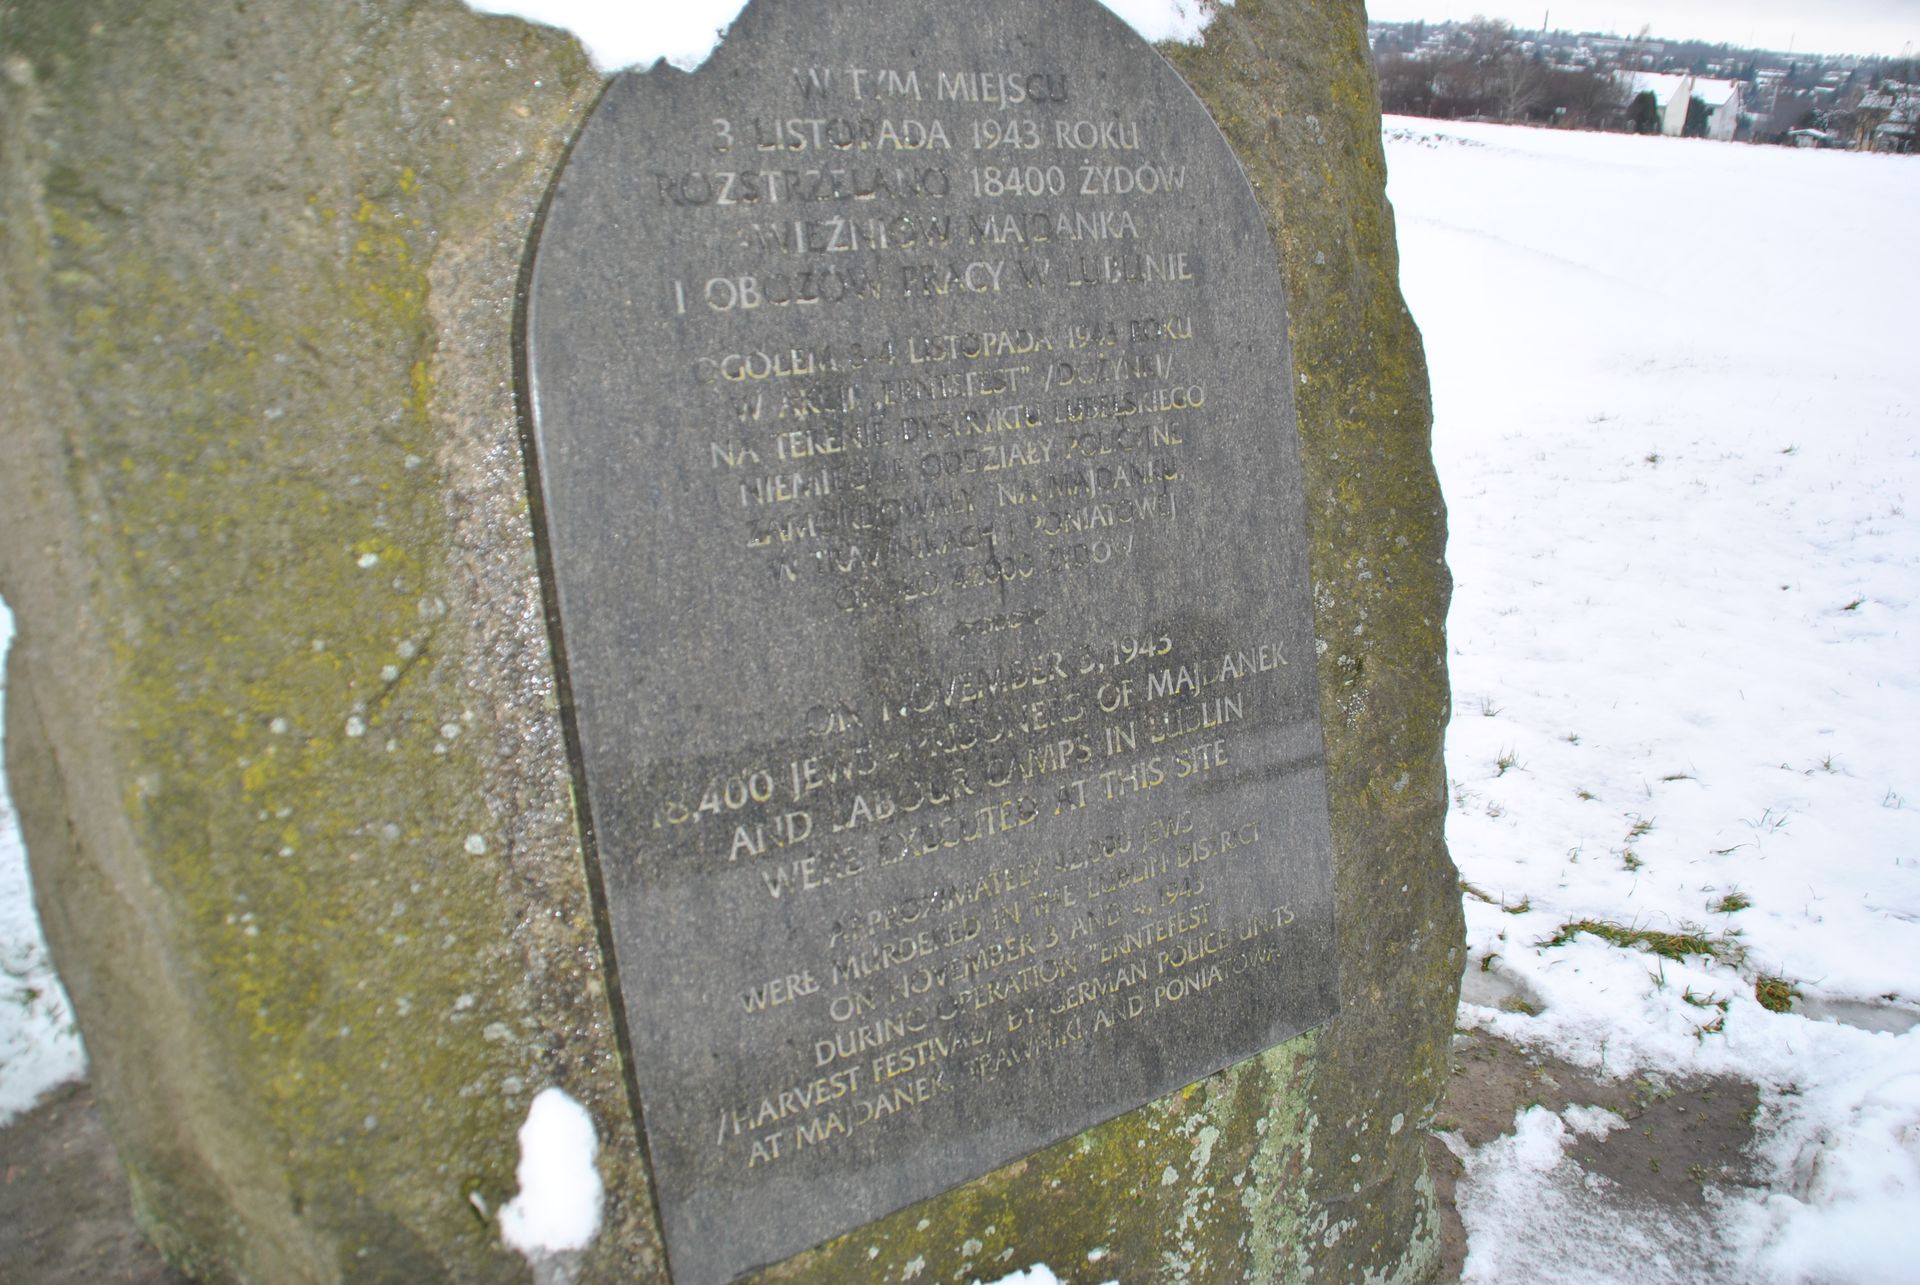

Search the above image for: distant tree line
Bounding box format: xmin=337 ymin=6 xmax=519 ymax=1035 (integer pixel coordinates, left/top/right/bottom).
xmin=1375 ymin=19 xmax=1626 ymax=128
xmin=1374 ymin=19 xmax=1917 ymax=151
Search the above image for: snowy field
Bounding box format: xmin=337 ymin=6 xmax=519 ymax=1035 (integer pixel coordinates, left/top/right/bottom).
xmin=1387 ymin=117 xmax=1920 ymax=1283
xmin=2 ymin=4 xmax=1917 ymax=1278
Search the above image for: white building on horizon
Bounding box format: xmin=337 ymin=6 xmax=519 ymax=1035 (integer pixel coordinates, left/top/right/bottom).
xmin=1617 ymin=71 xmax=1745 ymax=140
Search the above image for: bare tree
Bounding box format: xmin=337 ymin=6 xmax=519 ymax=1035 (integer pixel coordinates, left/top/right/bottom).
xmin=1376 ymin=54 xmax=1437 ymax=117
xmin=1492 ymin=51 xmax=1545 ymax=120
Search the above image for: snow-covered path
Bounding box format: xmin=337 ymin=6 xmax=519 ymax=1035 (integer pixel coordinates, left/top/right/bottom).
xmin=1387 ymin=116 xmax=1920 ymax=1282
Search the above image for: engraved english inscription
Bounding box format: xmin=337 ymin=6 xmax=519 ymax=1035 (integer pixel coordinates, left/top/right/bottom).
xmin=525 ymin=3 xmax=1335 ymax=1281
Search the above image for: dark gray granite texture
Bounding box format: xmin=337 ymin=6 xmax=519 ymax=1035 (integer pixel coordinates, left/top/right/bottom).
xmin=525 ymin=1 xmax=1336 ymax=1279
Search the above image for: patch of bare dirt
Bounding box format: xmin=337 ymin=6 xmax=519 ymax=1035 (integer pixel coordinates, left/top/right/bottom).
xmin=1424 ymin=1029 xmax=1763 ymax=1283
xmin=0 ymin=1082 xmax=185 ymax=1283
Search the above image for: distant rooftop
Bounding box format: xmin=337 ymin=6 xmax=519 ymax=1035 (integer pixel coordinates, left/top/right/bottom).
xmin=1618 ymin=71 xmax=1742 ymax=109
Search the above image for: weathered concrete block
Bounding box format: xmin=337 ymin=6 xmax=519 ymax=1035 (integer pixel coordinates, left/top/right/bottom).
xmin=0 ymin=0 xmax=1458 ymax=1280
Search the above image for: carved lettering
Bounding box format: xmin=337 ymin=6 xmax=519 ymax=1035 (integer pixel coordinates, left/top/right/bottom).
xmin=527 ymin=13 xmax=1334 ymax=1279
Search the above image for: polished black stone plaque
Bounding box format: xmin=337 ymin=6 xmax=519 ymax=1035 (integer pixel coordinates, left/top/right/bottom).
xmin=525 ymin=1 xmax=1336 ymax=1279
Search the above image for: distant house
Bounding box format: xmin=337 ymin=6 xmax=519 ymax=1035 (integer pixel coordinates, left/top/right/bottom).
xmin=1616 ymin=71 xmax=1746 ymax=140
xmin=1873 ymin=110 xmax=1917 ymax=153
xmin=1855 ymin=83 xmax=1919 ymax=153
xmin=1688 ymin=78 xmax=1745 ymax=140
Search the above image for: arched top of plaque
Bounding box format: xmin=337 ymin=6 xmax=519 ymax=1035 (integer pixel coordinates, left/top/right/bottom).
xmin=526 ymin=1 xmax=1335 ymax=1280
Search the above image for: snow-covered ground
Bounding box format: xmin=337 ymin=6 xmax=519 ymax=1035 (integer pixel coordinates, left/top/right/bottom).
xmin=1387 ymin=116 xmax=1920 ymax=1282
xmin=0 ymin=605 xmax=86 ymax=1124
xmin=2 ymin=3 xmax=1916 ymax=1278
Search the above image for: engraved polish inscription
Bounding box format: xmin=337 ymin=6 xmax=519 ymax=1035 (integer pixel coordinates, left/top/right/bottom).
xmin=525 ymin=3 xmax=1335 ymax=1282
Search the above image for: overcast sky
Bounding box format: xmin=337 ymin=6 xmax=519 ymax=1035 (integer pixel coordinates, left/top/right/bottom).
xmin=1361 ymin=0 xmax=1920 ymax=58
xmin=468 ymin=1 xmax=1920 ymax=68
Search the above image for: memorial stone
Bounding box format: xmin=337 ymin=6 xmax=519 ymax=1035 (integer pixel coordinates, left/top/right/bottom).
xmin=0 ymin=0 xmax=1459 ymax=1281
xmin=525 ymin=2 xmax=1336 ymax=1279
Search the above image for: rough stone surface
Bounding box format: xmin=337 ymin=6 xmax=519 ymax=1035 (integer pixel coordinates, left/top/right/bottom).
xmin=0 ymin=0 xmax=1457 ymax=1281
xmin=1163 ymin=4 xmax=1461 ymax=1278
xmin=0 ymin=2 xmax=659 ymax=1280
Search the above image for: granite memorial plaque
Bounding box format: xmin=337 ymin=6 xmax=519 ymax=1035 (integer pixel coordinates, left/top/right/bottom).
xmin=524 ymin=1 xmax=1337 ymax=1279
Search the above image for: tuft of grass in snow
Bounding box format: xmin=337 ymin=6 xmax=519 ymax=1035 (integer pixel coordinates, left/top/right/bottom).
xmin=1681 ymin=987 xmax=1731 ymax=1039
xmin=1754 ymin=975 xmax=1799 ymax=1014
xmin=1544 ymin=919 xmax=1731 ymax=964
xmin=1712 ymin=890 xmax=1753 ymax=915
